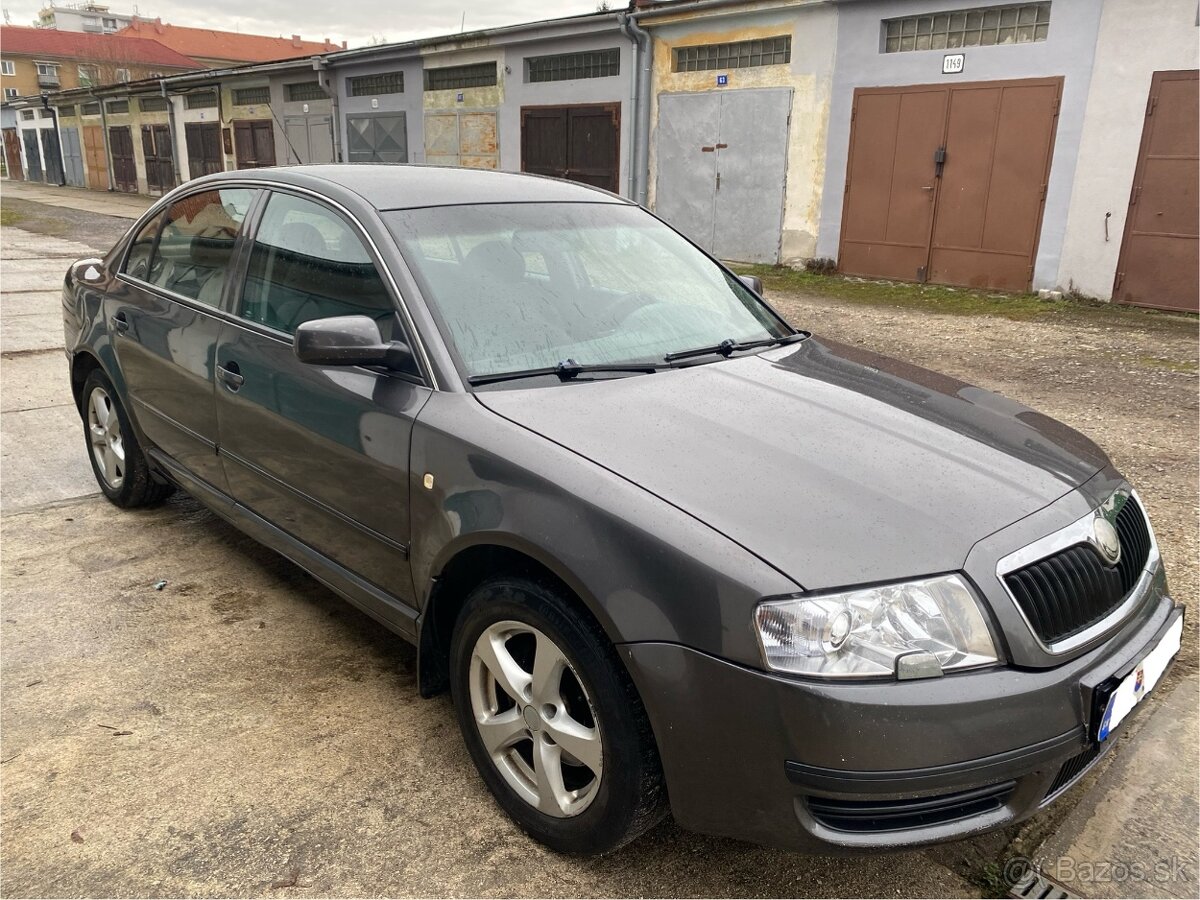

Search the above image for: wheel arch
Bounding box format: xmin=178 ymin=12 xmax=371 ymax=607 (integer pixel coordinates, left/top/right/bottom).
xmin=416 ymin=536 xmax=618 ymax=698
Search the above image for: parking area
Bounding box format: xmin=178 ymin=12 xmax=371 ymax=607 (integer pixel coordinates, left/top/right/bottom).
xmin=1 ymin=194 xmax=1196 ymax=898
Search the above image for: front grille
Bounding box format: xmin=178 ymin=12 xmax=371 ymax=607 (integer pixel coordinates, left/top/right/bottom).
xmin=1044 ymin=745 xmax=1103 ymax=801
xmin=807 ymin=781 xmax=1015 ymax=833
xmin=1004 ymin=498 xmax=1151 ymax=645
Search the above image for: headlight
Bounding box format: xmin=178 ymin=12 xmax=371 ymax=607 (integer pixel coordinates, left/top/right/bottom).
xmin=753 ymin=574 xmax=999 ymax=679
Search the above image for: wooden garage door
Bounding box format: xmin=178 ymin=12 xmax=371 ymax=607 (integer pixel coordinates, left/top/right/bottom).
xmin=1113 ymin=70 xmax=1199 ymax=313
xmin=233 ymin=120 xmax=276 ymax=169
xmin=83 ymin=125 xmax=108 ymax=191
xmin=522 ymin=105 xmax=619 ymax=193
xmin=840 ymin=77 xmax=1061 ymax=292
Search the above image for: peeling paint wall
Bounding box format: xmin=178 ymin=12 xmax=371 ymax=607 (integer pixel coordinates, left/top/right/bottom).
xmin=422 ymin=48 xmax=504 ymax=169
xmin=645 ymin=1 xmax=837 ymax=264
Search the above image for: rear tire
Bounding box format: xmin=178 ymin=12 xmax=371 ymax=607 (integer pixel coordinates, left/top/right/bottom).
xmin=81 ymin=369 xmax=174 ymax=508
xmin=450 ymin=576 xmax=667 ymax=855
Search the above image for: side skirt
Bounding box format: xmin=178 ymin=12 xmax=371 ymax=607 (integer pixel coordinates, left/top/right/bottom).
xmin=146 ymin=448 xmax=419 ymax=644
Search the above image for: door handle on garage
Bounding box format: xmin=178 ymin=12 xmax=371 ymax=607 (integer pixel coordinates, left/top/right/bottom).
xmin=216 ymin=362 xmax=244 ymax=391
xmin=110 ymin=312 xmax=129 ymax=333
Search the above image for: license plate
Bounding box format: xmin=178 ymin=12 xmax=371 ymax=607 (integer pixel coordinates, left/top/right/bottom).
xmin=1096 ymin=615 xmax=1183 ymax=741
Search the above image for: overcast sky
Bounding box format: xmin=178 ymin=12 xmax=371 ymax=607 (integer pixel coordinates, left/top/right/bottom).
xmin=5 ymin=0 xmax=607 ymax=48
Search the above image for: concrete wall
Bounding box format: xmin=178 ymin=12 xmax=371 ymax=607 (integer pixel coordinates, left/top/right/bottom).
xmin=815 ymin=0 xmax=1104 ymax=288
xmin=645 ymin=0 xmax=838 ymax=262
xmin=1055 ymin=0 xmax=1200 ymax=299
xmin=333 ymin=56 xmax=425 ymax=164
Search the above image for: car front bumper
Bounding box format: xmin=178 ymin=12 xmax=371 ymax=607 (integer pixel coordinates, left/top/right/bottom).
xmin=619 ymin=582 xmax=1182 ymax=853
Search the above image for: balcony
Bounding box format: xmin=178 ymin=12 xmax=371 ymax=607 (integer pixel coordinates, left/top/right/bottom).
xmin=36 ymin=74 xmax=60 ymax=88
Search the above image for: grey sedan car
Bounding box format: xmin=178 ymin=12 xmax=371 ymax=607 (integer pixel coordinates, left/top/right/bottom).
xmin=63 ymin=166 xmax=1182 ymax=855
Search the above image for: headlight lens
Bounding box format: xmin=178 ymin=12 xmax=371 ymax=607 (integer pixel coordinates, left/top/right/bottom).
xmin=753 ymin=574 xmax=999 ymax=679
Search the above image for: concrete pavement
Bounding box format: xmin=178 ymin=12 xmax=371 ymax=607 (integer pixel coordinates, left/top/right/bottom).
xmin=2 ymin=180 xmax=153 ymax=220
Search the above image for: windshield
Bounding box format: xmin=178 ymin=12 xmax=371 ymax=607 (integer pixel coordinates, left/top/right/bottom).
xmin=384 ymin=202 xmax=790 ymax=379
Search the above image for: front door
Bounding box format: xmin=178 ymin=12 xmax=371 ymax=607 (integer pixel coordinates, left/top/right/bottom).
xmin=654 ymin=89 xmax=791 ymax=264
xmin=521 ymin=104 xmax=619 ymax=193
xmin=3 ymin=129 xmax=23 ymax=181
xmin=60 ymin=126 xmax=85 ymax=186
xmin=109 ymin=125 xmax=137 ymax=192
xmin=233 ymin=120 xmax=276 ymax=169
xmin=346 ymin=113 xmax=408 ymax=164
xmin=185 ymin=122 xmax=223 ymax=179
xmin=1113 ymin=69 xmax=1199 ymax=313
xmin=214 ymin=190 xmax=429 ymax=612
xmin=83 ymin=125 xmax=108 ymax=190
xmin=141 ymin=124 xmax=175 ymax=195
xmin=21 ymin=130 xmax=42 ymax=181
xmin=839 ymin=77 xmax=1062 ymax=291
xmin=109 ymin=187 xmax=258 ymax=489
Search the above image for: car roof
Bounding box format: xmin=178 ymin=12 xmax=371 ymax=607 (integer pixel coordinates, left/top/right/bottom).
xmin=201 ymin=164 xmax=632 ymax=211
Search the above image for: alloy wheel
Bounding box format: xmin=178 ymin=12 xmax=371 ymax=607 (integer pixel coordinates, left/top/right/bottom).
xmin=87 ymin=386 xmax=125 ymax=490
xmin=468 ymin=620 xmax=603 ymax=817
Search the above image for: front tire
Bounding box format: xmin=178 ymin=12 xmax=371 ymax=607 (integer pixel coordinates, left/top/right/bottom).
xmin=81 ymin=369 xmax=173 ymax=508
xmin=450 ymin=576 xmax=667 ymax=855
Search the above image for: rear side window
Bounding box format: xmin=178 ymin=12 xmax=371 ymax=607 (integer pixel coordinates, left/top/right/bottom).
xmin=238 ymin=192 xmax=399 ymax=338
xmin=145 ymin=189 xmax=256 ymax=306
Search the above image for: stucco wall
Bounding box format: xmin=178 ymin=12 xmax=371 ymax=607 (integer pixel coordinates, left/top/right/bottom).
xmin=646 ymin=1 xmax=837 ymax=263
xmin=1055 ymin=0 xmax=1199 ymax=299
xmin=815 ymin=0 xmax=1104 ymax=288
xmin=334 ymin=57 xmax=426 ymax=164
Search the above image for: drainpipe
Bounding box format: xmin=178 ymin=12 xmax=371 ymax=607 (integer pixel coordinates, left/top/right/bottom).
xmin=161 ymin=79 xmax=182 ymax=186
xmin=617 ymin=11 xmax=651 ymax=207
xmin=94 ymin=90 xmax=116 ymax=191
xmin=312 ymin=57 xmax=342 ymax=163
xmin=41 ymin=92 xmax=65 ymax=186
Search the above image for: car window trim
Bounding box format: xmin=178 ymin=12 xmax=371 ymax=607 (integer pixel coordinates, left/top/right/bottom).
xmin=115 ymin=178 xmax=440 ymax=391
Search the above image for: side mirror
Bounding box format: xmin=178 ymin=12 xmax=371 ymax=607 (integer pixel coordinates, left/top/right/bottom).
xmin=293 ymin=315 xmax=414 ymax=371
xmin=738 ymin=274 xmax=764 ymax=295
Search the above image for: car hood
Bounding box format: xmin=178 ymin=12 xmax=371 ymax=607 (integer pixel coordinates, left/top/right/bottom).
xmin=475 ymin=337 xmax=1109 ymax=590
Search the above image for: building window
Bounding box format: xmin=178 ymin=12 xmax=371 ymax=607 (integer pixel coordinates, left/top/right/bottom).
xmin=527 ymin=48 xmax=620 ymax=83
xmin=883 ymin=3 xmax=1051 ymax=52
xmin=185 ymin=90 xmax=218 ymax=109
xmin=103 ymin=17 xmax=118 ymax=30
xmin=105 ymin=99 xmax=129 ymax=114
xmin=20 ymin=109 xmax=34 ymax=120
xmin=423 ymin=62 xmax=497 ymax=91
xmin=1 ymin=60 xmax=14 ymax=76
xmin=138 ymin=95 xmax=169 ymax=112
xmin=57 ymin=104 xmax=76 ymax=117
xmin=36 ymin=62 xmax=60 ymax=86
xmin=81 ymin=101 xmax=101 ymax=116
xmin=232 ymin=86 xmax=270 ymax=105
xmin=37 ymin=108 xmax=53 ymax=118
xmin=285 ymin=81 xmax=325 ymax=102
xmin=348 ymin=71 xmax=404 ymax=96
xmin=116 ymin=68 xmax=130 ymax=82
xmin=4 ymin=88 xmax=18 ymax=100
xmin=672 ymin=36 xmax=791 ymax=72
xmin=77 ymin=65 xmax=98 ymax=87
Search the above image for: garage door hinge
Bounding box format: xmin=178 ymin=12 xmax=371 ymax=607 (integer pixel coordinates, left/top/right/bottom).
xmin=1052 ymin=96 xmax=1061 ymax=116
xmin=1040 ymin=183 xmax=1048 ymax=201
xmin=1146 ymin=95 xmax=1158 ymax=116
xmin=1115 ymin=271 xmax=1125 ymax=290
xmin=1130 ymin=186 xmax=1141 ymax=206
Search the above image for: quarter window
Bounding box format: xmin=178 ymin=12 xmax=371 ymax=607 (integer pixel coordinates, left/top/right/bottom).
xmin=143 ymin=189 xmax=256 ymax=306
xmin=239 ymin=193 xmax=402 ymax=344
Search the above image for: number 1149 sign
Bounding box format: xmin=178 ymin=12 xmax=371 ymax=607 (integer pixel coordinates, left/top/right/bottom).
xmin=943 ymin=53 xmax=965 ymax=74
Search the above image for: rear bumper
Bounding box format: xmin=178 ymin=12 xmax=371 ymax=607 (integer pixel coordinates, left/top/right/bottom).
xmin=618 ymin=585 xmax=1181 ymax=853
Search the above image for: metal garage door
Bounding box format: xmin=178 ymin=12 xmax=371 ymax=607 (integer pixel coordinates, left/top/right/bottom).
xmin=425 ymin=110 xmax=498 ymax=169
xmin=346 ymin=113 xmax=408 ymax=164
xmin=1113 ymin=69 xmax=1199 ymax=313
xmin=840 ymin=77 xmax=1061 ymax=292
xmin=521 ymin=105 xmax=619 ymax=193
xmin=655 ymin=88 xmax=791 ymax=264
xmin=283 ymin=115 xmax=334 ymax=166
xmin=39 ymin=128 xmax=64 ymax=185
xmin=21 ymin=130 xmax=42 ymax=181
xmin=60 ymin=126 xmax=85 ymax=187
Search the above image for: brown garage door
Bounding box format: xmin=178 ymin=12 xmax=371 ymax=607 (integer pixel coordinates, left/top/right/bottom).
xmin=109 ymin=126 xmax=137 ymax=193
xmin=1113 ymin=70 xmax=1199 ymax=313
xmin=233 ymin=120 xmax=276 ymax=169
xmin=839 ymin=77 xmax=1061 ymax=292
xmin=522 ymin=104 xmax=619 ymax=193
xmin=82 ymin=125 xmax=109 ymax=191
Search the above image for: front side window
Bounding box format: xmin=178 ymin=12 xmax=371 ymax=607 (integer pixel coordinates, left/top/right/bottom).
xmin=143 ymin=189 xmax=255 ymax=305
xmin=239 ymin=193 xmax=401 ymax=342
xmin=123 ymin=213 xmax=165 ymax=281
xmin=386 ymin=202 xmax=789 ymax=380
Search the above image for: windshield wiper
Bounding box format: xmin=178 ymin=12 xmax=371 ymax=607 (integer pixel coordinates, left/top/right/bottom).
xmin=468 ymin=358 xmax=662 ymax=386
xmin=664 ymin=331 xmax=808 ymax=363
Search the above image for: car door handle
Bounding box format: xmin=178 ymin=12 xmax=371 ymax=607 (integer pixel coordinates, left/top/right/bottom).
xmin=110 ymin=312 xmax=129 ymax=333
xmin=216 ymin=362 xmax=244 ymax=391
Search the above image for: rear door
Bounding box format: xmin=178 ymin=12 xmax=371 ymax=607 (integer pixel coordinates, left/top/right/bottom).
xmin=109 ymin=187 xmax=258 ymax=490
xmin=214 ymin=190 xmax=430 ymax=612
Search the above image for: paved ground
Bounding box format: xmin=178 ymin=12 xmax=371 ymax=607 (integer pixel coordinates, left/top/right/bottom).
xmin=1 ymin=188 xmax=1196 ymax=898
